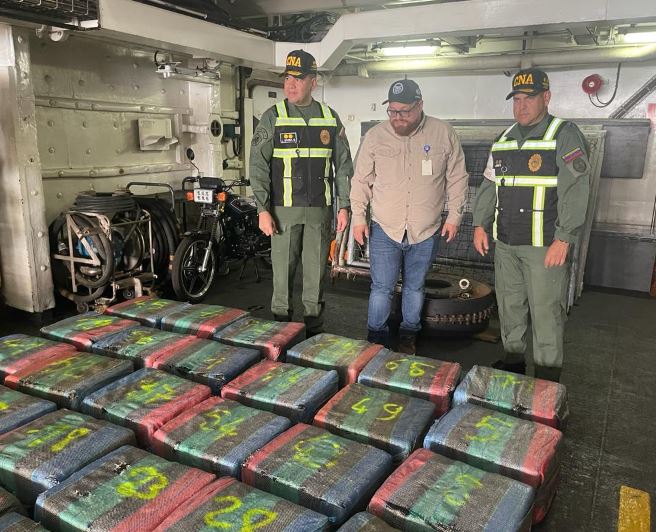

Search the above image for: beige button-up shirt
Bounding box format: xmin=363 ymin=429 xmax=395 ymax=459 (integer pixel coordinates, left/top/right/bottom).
xmin=350 ymin=114 xmax=469 ymax=244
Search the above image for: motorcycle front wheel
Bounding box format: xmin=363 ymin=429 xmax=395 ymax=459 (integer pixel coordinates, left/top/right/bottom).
xmin=171 ymin=234 xmax=217 ymax=303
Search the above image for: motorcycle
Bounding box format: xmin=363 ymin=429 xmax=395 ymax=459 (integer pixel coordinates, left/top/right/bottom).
xmin=171 ymin=155 xmax=270 ymax=303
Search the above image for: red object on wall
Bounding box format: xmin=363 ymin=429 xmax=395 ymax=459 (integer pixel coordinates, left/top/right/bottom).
xmin=582 ymin=74 xmax=604 ymax=95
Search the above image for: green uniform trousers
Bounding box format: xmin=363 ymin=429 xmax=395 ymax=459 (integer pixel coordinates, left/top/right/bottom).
xmin=270 ymin=206 xmax=332 ymax=331
xmin=494 ymin=240 xmax=569 ymax=368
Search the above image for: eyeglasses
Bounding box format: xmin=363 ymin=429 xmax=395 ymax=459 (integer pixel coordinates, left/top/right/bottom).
xmin=386 ymin=102 xmax=419 ymax=118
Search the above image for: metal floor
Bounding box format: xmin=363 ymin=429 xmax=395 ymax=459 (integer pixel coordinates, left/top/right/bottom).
xmin=1 ymin=263 xmax=653 ymax=531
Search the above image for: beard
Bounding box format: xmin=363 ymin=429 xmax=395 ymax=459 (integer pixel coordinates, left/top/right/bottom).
xmin=390 ymin=117 xmax=421 ymax=136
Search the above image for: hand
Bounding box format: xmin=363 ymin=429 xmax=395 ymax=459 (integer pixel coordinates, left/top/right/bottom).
xmin=441 ymin=223 xmax=458 ymax=243
xmin=544 ymin=239 xmax=569 ymax=268
xmin=258 ymin=211 xmax=278 ymax=236
xmin=353 ymin=224 xmax=369 ymax=245
xmin=336 ymin=208 xmax=349 ymax=233
xmin=473 ymin=226 xmax=489 ymax=256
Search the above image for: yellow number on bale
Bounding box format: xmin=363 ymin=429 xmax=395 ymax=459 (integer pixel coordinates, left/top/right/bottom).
xmin=116 ymin=466 xmax=168 ymax=500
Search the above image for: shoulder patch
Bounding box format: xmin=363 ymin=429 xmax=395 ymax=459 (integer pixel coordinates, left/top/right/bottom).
xmin=562 ymin=147 xmax=585 ymax=163
xmin=252 ymin=126 xmax=269 ymax=147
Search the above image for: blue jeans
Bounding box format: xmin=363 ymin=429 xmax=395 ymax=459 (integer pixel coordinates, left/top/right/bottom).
xmin=368 ymin=222 xmax=439 ymax=333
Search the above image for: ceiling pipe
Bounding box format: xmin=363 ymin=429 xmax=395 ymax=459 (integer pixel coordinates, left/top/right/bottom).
xmin=333 ymin=44 xmax=656 ymax=75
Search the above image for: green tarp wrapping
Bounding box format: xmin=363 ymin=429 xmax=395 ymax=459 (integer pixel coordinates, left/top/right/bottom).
xmin=221 ymin=360 xmax=338 ymax=423
xmin=40 ymin=313 xmax=140 ymax=351
xmin=357 ymin=351 xmax=461 ymax=416
xmin=152 ymin=396 xmax=291 ymax=478
xmin=337 ymin=512 xmax=399 ymax=531
xmin=213 ymin=317 xmax=305 ymax=361
xmin=0 ymin=386 xmax=56 ymax=435
xmin=153 ymin=476 xmax=330 ymax=531
xmin=0 ymin=486 xmax=24 ymax=517
xmin=159 ymin=304 xmax=249 ymax=338
xmin=34 ymin=445 xmax=215 ymax=531
xmin=286 ymin=334 xmax=384 ymax=387
xmin=423 ymin=403 xmax=563 ymax=524
xmin=4 ymin=351 xmax=133 ymax=410
xmin=314 ymin=383 xmax=435 ymax=463
xmin=242 ymin=423 xmax=393 ymax=526
xmin=0 ymin=409 xmax=135 ymax=505
xmin=368 ymin=449 xmax=534 ymax=532
xmin=0 ymin=513 xmax=48 ymax=531
xmin=81 ymin=368 xmax=211 ymax=447
xmin=0 ymin=335 xmax=77 ymax=380
xmin=453 ymin=365 xmax=569 ymax=429
xmin=104 ymin=297 xmax=190 ymax=327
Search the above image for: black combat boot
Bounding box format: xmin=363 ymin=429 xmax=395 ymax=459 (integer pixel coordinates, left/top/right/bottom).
xmin=367 ymin=329 xmax=390 ymax=349
xmin=304 ymin=316 xmax=324 ymax=339
xmin=492 ymin=357 xmax=526 ymax=375
xmin=398 ymin=329 xmax=417 ymax=355
xmin=273 ymin=311 xmax=292 ymax=322
xmin=534 ymin=365 xmax=562 ymax=383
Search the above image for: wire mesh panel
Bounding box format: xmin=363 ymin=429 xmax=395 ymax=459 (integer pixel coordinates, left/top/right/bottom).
xmin=368 ymin=448 xmax=534 ymax=532
xmin=104 ymin=297 xmax=190 ymax=328
xmin=314 ymin=383 xmax=435 ymax=463
xmin=214 ymin=317 xmax=306 ymax=361
xmin=81 ymin=368 xmax=211 ymax=447
xmin=159 ymin=304 xmax=250 ymax=338
xmin=34 ymin=445 xmax=215 ymax=531
xmin=453 ymin=366 xmax=569 ymax=429
xmin=286 ymin=334 xmax=384 ymax=387
xmin=4 ymin=351 xmax=133 ymax=410
xmin=0 ymin=486 xmax=25 ymax=517
xmin=152 ymin=396 xmax=291 ymax=478
xmin=0 ymin=409 xmax=135 ymax=505
xmin=242 ymin=424 xmax=393 ymax=526
xmin=337 ymin=512 xmax=399 ymax=531
xmin=0 ymin=386 xmax=56 ymax=435
xmin=423 ymin=403 xmax=563 ymax=524
xmin=357 ymin=352 xmax=461 ymax=416
xmin=40 ymin=313 xmax=140 ymax=351
xmin=155 ymin=477 xmax=330 ymax=531
xmin=0 ymin=513 xmax=47 ymax=531
xmin=0 ymin=334 xmax=77 ymax=380
xmin=221 ymin=361 xmax=338 ymax=423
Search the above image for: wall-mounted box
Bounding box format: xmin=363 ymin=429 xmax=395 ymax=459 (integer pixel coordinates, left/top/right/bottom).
xmin=138 ymin=118 xmax=178 ymax=151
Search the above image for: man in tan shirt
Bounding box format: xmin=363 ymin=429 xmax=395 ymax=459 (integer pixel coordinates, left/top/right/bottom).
xmin=350 ymin=79 xmax=468 ymax=353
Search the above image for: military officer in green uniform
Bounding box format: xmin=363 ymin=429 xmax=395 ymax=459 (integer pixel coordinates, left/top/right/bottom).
xmin=473 ymin=69 xmax=591 ymax=382
xmin=250 ymin=50 xmax=353 ymax=336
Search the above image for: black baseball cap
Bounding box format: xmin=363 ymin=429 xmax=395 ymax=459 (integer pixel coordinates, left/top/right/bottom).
xmin=283 ymin=50 xmax=317 ymax=79
xmin=383 ymin=79 xmax=422 ymax=105
xmin=506 ymin=68 xmax=550 ymax=100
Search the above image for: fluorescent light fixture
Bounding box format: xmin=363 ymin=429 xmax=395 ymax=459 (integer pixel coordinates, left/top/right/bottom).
xmin=381 ymin=45 xmax=438 ymax=57
xmin=623 ymin=31 xmax=656 ymax=44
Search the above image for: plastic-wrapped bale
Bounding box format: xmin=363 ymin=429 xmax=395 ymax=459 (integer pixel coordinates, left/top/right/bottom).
xmin=357 ymin=351 xmax=461 ymax=416
xmin=34 ymin=445 xmax=215 ymax=531
xmin=0 ymin=486 xmax=25 ymax=517
xmin=4 ymin=351 xmax=133 ymax=410
xmin=214 ymin=317 xmax=305 ymax=361
xmin=154 ymin=476 xmax=330 ymax=531
xmin=152 ymin=396 xmax=291 ymax=477
xmin=81 ymin=368 xmax=211 ymax=447
xmin=0 ymin=409 xmax=135 ymax=505
xmin=337 ymin=512 xmax=399 ymax=531
xmin=368 ymin=448 xmax=534 ymax=532
xmin=423 ymin=403 xmax=562 ymax=524
xmin=150 ymin=340 xmax=261 ymax=395
xmin=243 ymin=424 xmax=392 ymax=526
xmin=104 ymin=296 xmax=190 ymax=327
xmin=286 ymin=334 xmax=384 ymax=387
xmin=159 ymin=304 xmax=249 ymax=338
xmin=0 ymin=513 xmax=48 ymax=531
xmin=221 ymin=360 xmax=338 ymax=423
xmin=314 ymin=383 xmax=434 ymax=463
xmin=0 ymin=334 xmax=77 ymax=380
xmin=453 ymin=365 xmax=569 ymax=429
xmin=0 ymin=386 xmax=56 ymax=435
xmin=40 ymin=313 xmax=139 ymax=351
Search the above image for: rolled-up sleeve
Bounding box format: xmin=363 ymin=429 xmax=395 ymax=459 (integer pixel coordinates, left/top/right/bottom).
xmin=349 ymin=131 xmax=375 ymax=227
xmin=444 ymin=127 xmax=469 ymax=226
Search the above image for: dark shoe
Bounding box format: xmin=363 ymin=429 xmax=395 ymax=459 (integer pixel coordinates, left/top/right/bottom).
xmin=534 ymin=365 xmax=562 ymax=383
xmin=367 ymin=329 xmax=390 ymax=348
xmin=492 ymin=359 xmax=526 ymax=375
xmin=398 ymin=330 xmax=417 ymax=355
xmin=273 ymin=312 xmax=291 ymax=322
xmin=304 ymin=316 xmax=324 ymax=339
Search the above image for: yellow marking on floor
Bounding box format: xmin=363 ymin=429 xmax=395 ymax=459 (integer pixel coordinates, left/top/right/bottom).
xmin=618 ymin=485 xmax=651 ymax=532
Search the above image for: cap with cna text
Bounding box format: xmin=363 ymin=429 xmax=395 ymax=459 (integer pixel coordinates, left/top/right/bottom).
xmin=283 ymin=50 xmax=317 ymax=78
xmin=506 ymin=69 xmax=550 ymax=100
xmin=383 ymin=79 xmax=422 ymax=105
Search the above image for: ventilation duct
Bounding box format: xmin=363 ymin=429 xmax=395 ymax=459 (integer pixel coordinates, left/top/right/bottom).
xmin=0 ymin=0 xmax=99 ymax=29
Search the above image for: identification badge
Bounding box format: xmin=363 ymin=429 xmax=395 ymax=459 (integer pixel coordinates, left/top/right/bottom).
xmin=422 ymin=159 xmax=433 ymax=175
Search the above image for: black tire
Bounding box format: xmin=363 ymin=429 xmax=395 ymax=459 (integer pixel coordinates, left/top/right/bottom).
xmin=390 ymin=272 xmax=495 ymax=335
xmin=171 ymin=234 xmax=217 ymax=303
